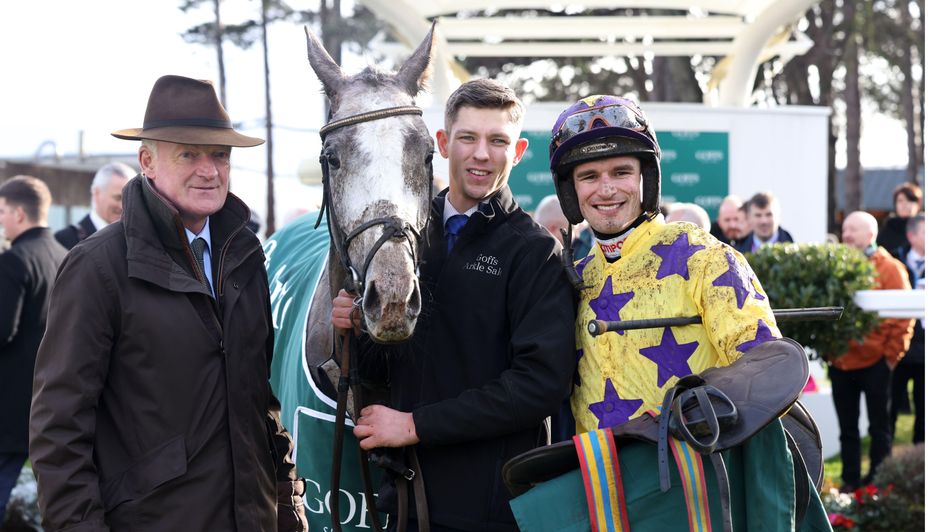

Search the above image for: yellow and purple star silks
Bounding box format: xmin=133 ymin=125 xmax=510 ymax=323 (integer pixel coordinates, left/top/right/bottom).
xmin=573 ymin=428 xmax=631 ymax=532
xmin=571 ymin=217 xmax=781 ymax=434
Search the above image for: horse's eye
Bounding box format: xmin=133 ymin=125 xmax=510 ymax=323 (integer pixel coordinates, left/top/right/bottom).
xmin=324 ymin=152 xmax=341 ymax=169
xmin=425 ymin=150 xmax=434 ymax=165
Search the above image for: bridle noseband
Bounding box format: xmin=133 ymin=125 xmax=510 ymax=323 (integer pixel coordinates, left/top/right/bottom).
xmin=316 ymin=105 xmax=431 ymax=297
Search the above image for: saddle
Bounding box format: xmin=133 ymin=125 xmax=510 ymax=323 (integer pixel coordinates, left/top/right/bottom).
xmin=502 ymin=337 xmax=822 ymax=531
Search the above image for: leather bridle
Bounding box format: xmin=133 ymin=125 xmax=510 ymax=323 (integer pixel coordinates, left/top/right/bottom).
xmin=316 ymin=105 xmax=429 ymax=298
xmin=317 ymin=104 xmax=433 ymax=532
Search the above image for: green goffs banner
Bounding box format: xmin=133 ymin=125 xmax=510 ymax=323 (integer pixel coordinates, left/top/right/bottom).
xmin=265 ymin=212 xmax=387 ymax=531
xmin=510 ymin=421 xmax=831 ymax=532
xmin=511 ymin=130 xmax=729 ymax=219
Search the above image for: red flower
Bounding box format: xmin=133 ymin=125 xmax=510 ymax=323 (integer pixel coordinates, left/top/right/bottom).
xmin=883 ymin=483 xmax=895 ymax=495
xmin=865 ymin=484 xmax=879 ymax=497
xmin=853 ymin=487 xmax=865 ymax=503
xmin=828 ymin=513 xmax=856 ymax=529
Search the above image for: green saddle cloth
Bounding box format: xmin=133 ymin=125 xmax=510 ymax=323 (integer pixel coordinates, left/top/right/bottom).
xmin=510 ymin=421 xmax=831 ymax=532
xmin=266 ymin=215 xmax=387 ymax=531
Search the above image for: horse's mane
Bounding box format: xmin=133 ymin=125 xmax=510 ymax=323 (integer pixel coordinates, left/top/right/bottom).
xmin=350 ymin=66 xmax=399 ymax=89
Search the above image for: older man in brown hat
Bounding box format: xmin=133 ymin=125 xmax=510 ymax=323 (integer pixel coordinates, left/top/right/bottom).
xmin=30 ymin=75 xmax=307 ymax=532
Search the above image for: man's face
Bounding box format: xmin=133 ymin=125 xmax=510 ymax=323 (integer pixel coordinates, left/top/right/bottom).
xmin=842 ymin=215 xmax=874 ymax=251
xmin=717 ymin=201 xmax=745 ymax=240
xmin=748 ymin=204 xmax=777 ymax=240
xmin=906 ymin=220 xmax=925 ymax=255
xmin=0 ymin=197 xmax=22 ymax=241
xmin=573 ymin=156 xmax=643 ymax=234
xmin=436 ymin=106 xmax=528 ymax=212
xmin=93 ymin=175 xmax=130 ymax=224
xmin=140 ymin=141 xmax=231 ymax=232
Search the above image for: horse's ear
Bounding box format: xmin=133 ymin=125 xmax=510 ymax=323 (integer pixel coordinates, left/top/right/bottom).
xmin=305 ymin=26 xmax=344 ymax=98
xmin=396 ymin=21 xmax=436 ymax=96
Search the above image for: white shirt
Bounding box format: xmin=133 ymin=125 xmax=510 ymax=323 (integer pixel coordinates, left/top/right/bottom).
xmin=906 ymin=248 xmax=925 ymax=279
xmin=442 ymin=192 xmax=479 ymax=232
xmin=185 ymin=221 xmax=215 ymax=298
xmin=89 ymin=209 xmax=109 ymax=232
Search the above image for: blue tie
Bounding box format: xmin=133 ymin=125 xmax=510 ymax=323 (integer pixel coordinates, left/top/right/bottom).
xmin=445 ymin=214 xmax=469 ymax=254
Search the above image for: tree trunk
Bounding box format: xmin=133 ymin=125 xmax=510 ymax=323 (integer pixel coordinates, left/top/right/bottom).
xmin=262 ymin=0 xmax=275 ymax=236
xmin=320 ymin=0 xmax=342 ymax=119
xmin=899 ymin=0 xmax=918 ymax=182
xmin=843 ymin=24 xmax=863 ymax=213
xmin=214 ymin=0 xmax=226 ymax=108
xmin=827 ymin=122 xmax=839 ymax=233
xmin=651 ymin=57 xmax=672 ymax=101
xmin=917 ymin=0 xmax=925 ymax=175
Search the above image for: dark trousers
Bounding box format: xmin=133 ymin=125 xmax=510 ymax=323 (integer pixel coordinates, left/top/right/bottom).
xmin=890 ymin=361 xmax=925 ymax=443
xmin=828 ymin=361 xmax=892 ymax=488
xmin=0 ymin=452 xmax=27 ymax=521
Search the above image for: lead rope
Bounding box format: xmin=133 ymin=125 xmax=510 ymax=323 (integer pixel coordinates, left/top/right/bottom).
xmin=329 ymin=329 xmax=352 ymax=532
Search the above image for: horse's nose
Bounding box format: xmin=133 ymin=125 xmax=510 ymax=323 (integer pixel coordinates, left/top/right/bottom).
xmin=362 ymin=280 xmax=382 ymax=321
xmin=407 ymin=277 xmax=421 ymax=319
xmin=361 ymin=273 xmax=422 ymax=338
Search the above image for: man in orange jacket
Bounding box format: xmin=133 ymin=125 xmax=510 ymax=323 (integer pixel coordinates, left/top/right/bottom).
xmin=829 ymin=211 xmax=914 ymax=491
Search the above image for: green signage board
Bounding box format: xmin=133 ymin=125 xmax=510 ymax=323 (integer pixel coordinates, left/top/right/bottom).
xmin=509 ymin=131 xmax=729 ymax=220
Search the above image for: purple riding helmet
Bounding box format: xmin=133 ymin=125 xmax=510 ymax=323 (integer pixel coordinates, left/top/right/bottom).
xmin=549 ymin=95 xmax=662 ymax=225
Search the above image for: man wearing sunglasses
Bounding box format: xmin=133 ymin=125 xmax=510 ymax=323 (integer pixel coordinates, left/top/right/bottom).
xmin=514 ymin=95 xmax=831 ymax=530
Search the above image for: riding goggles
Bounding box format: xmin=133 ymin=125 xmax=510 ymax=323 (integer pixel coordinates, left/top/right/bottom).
xmin=551 ymin=102 xmax=651 ymax=153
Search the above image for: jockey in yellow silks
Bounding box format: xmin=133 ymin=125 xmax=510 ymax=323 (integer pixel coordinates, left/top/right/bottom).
xmin=570 ymin=216 xmax=779 ymax=433
xmin=508 ymin=94 xmax=831 ymax=532
xmin=546 ymin=95 xmax=780 ymax=432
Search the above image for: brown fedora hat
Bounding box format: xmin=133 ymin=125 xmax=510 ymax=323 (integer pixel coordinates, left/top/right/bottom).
xmin=112 ymin=75 xmax=263 ymax=147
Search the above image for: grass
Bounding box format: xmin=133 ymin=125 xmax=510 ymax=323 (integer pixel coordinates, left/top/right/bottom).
xmin=822 ymin=412 xmax=917 ymax=491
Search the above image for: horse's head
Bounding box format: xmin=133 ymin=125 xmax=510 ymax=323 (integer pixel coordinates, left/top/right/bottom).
xmin=306 ymin=25 xmax=436 ymax=343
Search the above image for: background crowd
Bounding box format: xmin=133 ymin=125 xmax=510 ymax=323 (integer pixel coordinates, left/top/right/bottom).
xmin=1 ymin=147 xmax=926 ymax=528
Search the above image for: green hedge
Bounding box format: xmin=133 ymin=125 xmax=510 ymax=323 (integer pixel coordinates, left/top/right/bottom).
xmin=745 ymin=243 xmax=878 ymax=361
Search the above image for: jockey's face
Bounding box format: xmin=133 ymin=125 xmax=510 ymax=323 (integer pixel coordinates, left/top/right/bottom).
xmin=573 ymin=155 xmax=643 ymax=235
xmin=436 ymin=106 xmax=528 ymax=213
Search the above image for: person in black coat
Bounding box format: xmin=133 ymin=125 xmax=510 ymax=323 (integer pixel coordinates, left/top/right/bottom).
xmin=709 ymin=194 xmax=747 ymax=246
xmin=332 ymin=80 xmax=575 ymax=531
xmin=0 ymin=175 xmax=67 ymax=519
xmin=890 ymin=214 xmax=925 ymax=443
xmin=54 ymin=162 xmax=135 ymax=249
xmin=876 ymin=182 xmax=922 ymax=262
xmin=733 ymin=191 xmax=794 ymax=254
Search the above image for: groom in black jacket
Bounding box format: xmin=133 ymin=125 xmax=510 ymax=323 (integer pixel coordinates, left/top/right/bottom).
xmin=333 ymin=79 xmax=575 ymax=531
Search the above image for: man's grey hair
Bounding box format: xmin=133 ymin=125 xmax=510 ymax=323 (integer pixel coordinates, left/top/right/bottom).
xmin=91 ymin=162 xmax=136 ymax=193
xmin=534 ymin=194 xmax=568 ymax=227
xmin=666 ymin=202 xmax=711 ymax=231
xmin=141 ymin=139 xmax=159 ymax=158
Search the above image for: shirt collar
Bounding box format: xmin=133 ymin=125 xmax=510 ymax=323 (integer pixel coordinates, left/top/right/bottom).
xmin=443 ymin=192 xmax=480 ymax=230
xmin=88 ymin=209 xmax=109 ymax=231
xmin=752 ymin=231 xmax=778 ymax=250
xmin=184 ymin=219 xmax=213 ymax=249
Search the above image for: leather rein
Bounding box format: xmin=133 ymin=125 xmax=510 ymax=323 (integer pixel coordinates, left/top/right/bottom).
xmin=317 ymin=105 xmax=432 ymax=532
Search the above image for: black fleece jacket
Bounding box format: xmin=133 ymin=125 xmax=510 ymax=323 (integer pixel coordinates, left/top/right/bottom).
xmin=367 ymin=186 xmax=576 ymax=531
